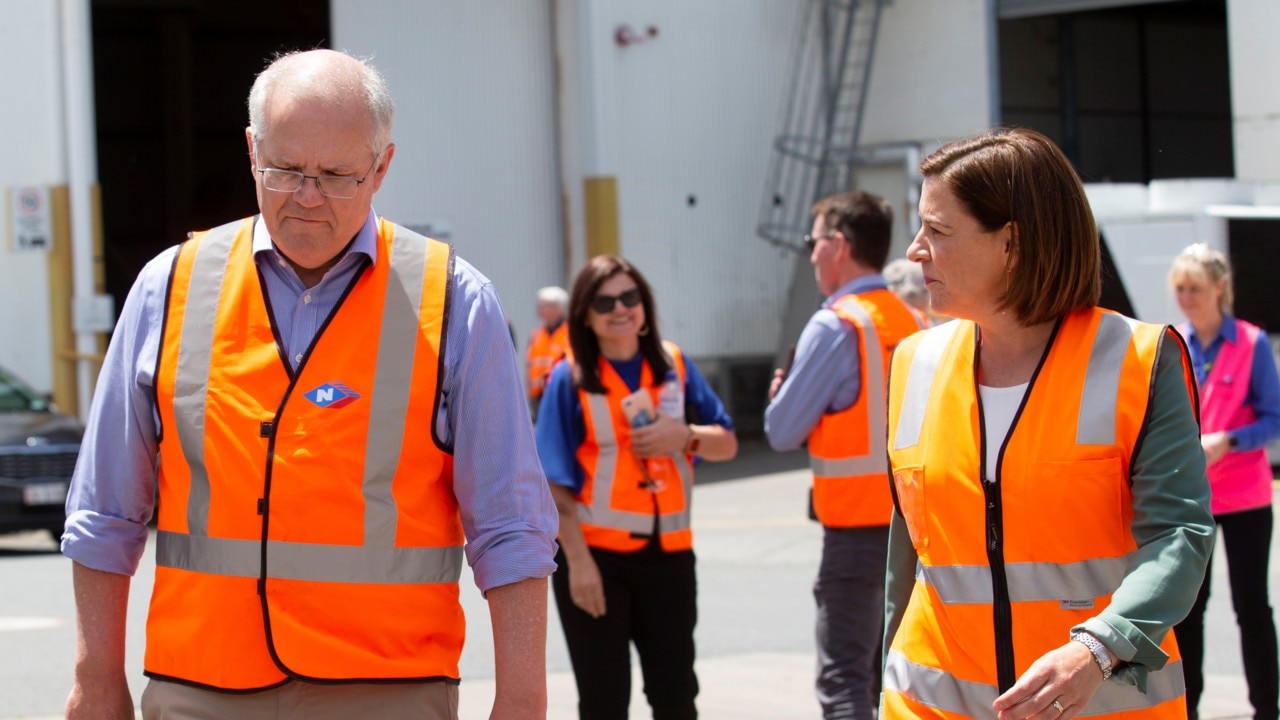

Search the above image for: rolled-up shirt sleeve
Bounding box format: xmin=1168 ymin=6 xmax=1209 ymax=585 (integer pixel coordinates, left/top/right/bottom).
xmin=439 ymin=258 xmax=559 ymax=594
xmin=62 ymin=249 xmax=176 ymax=575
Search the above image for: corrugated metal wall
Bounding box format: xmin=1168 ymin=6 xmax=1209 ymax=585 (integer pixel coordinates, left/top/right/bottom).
xmin=333 ymin=0 xmax=564 ymax=347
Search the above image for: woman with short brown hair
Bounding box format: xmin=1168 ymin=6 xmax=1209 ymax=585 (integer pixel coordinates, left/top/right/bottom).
xmin=882 ymin=128 xmax=1214 ymax=720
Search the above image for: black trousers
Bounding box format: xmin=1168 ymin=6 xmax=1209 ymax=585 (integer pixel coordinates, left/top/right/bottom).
xmin=1176 ymin=505 xmax=1279 ymax=720
xmin=814 ymin=526 xmax=888 ymax=720
xmin=552 ymin=542 xmax=698 ymax=720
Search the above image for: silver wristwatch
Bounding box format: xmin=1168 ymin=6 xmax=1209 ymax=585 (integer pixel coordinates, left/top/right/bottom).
xmin=1071 ymin=631 xmax=1113 ymax=680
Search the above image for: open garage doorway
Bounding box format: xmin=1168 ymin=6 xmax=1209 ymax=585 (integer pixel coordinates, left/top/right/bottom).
xmin=92 ymin=0 xmax=330 ymax=309
xmin=998 ymin=0 xmax=1232 ymax=184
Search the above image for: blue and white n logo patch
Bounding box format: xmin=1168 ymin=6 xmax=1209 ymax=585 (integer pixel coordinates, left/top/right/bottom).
xmin=305 ymin=382 xmax=362 ymax=409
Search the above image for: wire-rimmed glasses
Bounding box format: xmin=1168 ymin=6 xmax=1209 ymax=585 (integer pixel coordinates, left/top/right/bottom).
xmin=257 ymin=156 xmax=379 ymax=199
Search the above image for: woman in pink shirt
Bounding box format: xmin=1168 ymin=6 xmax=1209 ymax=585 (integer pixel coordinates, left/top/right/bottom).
xmin=1170 ymin=243 xmax=1280 ymax=720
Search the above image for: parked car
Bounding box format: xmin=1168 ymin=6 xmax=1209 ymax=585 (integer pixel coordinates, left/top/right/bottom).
xmin=0 ymin=364 xmax=82 ymax=542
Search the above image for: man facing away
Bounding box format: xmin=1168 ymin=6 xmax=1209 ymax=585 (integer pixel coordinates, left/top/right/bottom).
xmin=764 ymin=191 xmax=925 ymax=720
xmin=62 ymin=49 xmax=558 ymax=720
xmin=526 ymin=285 xmax=569 ymax=418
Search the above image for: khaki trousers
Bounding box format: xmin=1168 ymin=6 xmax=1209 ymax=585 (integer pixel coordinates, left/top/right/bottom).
xmin=141 ymin=678 xmax=459 ymax=720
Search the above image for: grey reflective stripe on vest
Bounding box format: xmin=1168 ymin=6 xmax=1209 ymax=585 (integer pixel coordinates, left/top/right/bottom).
xmin=809 ymin=297 xmax=888 ymax=478
xmin=1078 ymin=313 xmax=1137 ymax=446
xmin=884 ymin=648 xmax=997 ymax=717
xmin=893 ymin=321 xmax=963 ymax=450
xmin=173 ymin=223 xmax=239 ymax=536
xmin=916 ymin=554 xmax=1130 ymax=604
xmin=360 ymin=225 xmax=429 ymax=547
xmin=156 ymin=530 xmax=463 ymax=584
xmin=578 ymin=393 xmax=694 ymax=535
xmin=885 ymin=648 xmax=1185 ymax=717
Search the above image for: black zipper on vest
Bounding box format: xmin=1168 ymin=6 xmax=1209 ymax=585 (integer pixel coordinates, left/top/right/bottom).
xmin=973 ymin=329 xmax=1016 ymax=693
xmin=973 ymin=319 xmax=1061 ymax=694
xmin=983 ymin=479 xmax=1016 ymax=692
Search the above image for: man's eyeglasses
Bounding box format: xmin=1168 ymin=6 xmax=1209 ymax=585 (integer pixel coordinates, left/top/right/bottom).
xmin=257 ymin=157 xmax=379 ymax=199
xmin=590 ymin=288 xmax=643 ymax=314
xmin=802 ymin=233 xmax=838 ymax=252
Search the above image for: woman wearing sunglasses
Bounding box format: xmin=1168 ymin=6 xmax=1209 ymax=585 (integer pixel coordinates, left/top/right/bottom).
xmin=535 ymin=254 xmax=738 ymax=719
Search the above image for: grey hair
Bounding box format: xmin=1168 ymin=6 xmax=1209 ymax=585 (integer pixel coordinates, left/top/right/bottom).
xmin=536 ymin=286 xmax=570 ymax=313
xmin=1169 ymin=243 xmax=1234 ymax=315
xmin=247 ymin=49 xmax=394 ymax=156
xmin=883 ymin=258 xmax=928 ymax=303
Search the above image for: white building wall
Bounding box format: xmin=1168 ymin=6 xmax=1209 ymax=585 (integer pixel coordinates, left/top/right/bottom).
xmin=863 ymin=0 xmax=994 ymax=147
xmin=333 ymin=0 xmax=564 ymax=346
xmin=0 ymin=1 xmax=62 ymax=392
xmin=336 ymin=0 xmax=997 ymax=360
xmin=1227 ymin=0 xmax=1280 ymax=181
xmin=563 ymin=1 xmax=800 ymax=356
xmin=860 ymin=0 xmax=995 ymax=260
xmin=554 ymin=0 xmax=605 ymax=278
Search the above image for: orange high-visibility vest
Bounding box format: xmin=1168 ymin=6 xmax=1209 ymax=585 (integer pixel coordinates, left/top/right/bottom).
xmin=884 ymin=308 xmax=1196 ymax=720
xmin=575 ymin=341 xmax=694 ymax=552
xmin=147 ymin=216 xmax=464 ymax=691
xmin=809 ymin=289 xmax=924 ymax=528
xmin=528 ymin=323 xmax=569 ymax=403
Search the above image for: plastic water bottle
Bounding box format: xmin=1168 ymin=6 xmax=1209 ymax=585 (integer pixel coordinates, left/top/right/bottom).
xmin=657 ymin=370 xmax=684 ymax=420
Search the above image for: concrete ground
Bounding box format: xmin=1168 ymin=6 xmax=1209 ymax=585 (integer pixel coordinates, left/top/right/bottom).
xmin=456 ymin=442 xmax=1259 ymax=719
xmin=0 ymin=441 xmax=1259 ymax=719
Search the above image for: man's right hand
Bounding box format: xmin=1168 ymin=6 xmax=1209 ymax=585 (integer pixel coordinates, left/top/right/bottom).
xmin=66 ymin=675 xmax=134 ymax=720
xmin=768 ymin=367 xmax=786 ymax=402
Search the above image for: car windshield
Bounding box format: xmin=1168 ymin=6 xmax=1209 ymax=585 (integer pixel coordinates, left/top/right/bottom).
xmin=0 ymin=367 xmax=48 ymax=412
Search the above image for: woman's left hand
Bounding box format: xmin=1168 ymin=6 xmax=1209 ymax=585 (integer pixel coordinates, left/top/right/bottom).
xmin=992 ymin=641 xmax=1106 ymax=720
xmin=631 ymin=413 xmax=689 ymax=457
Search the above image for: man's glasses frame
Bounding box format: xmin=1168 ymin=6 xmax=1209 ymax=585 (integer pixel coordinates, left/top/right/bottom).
xmin=257 ymin=155 xmax=380 ymax=200
xmin=590 ymin=288 xmax=643 ymax=314
xmin=802 ymin=233 xmax=839 ymax=252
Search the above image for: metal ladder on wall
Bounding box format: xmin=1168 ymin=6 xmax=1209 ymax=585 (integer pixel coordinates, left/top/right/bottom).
xmin=757 ymin=0 xmax=890 ymax=364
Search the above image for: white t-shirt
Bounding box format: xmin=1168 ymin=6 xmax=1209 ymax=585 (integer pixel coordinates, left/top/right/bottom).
xmin=979 ymin=382 xmax=1029 ymax=482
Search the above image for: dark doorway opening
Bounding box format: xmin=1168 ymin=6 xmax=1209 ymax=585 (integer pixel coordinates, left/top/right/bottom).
xmin=92 ymin=0 xmax=330 ymax=308
xmin=999 ymin=0 xmax=1232 ymax=184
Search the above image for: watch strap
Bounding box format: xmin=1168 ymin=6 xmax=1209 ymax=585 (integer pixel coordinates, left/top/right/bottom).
xmin=1071 ymin=632 xmax=1113 ymax=680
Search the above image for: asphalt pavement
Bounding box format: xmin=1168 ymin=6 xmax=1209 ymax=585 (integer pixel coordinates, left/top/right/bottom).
xmin=0 ymin=441 xmax=1263 ymax=719
xmin=458 ymin=442 xmax=1258 ymax=719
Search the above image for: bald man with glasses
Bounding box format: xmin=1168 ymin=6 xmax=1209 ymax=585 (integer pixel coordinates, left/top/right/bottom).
xmin=63 ymin=49 xmax=558 ymax=720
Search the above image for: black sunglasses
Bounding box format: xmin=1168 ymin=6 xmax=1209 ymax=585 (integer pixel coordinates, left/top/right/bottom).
xmin=590 ymin=288 xmax=643 ymax=314
xmin=802 ymin=233 xmax=838 ymax=252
